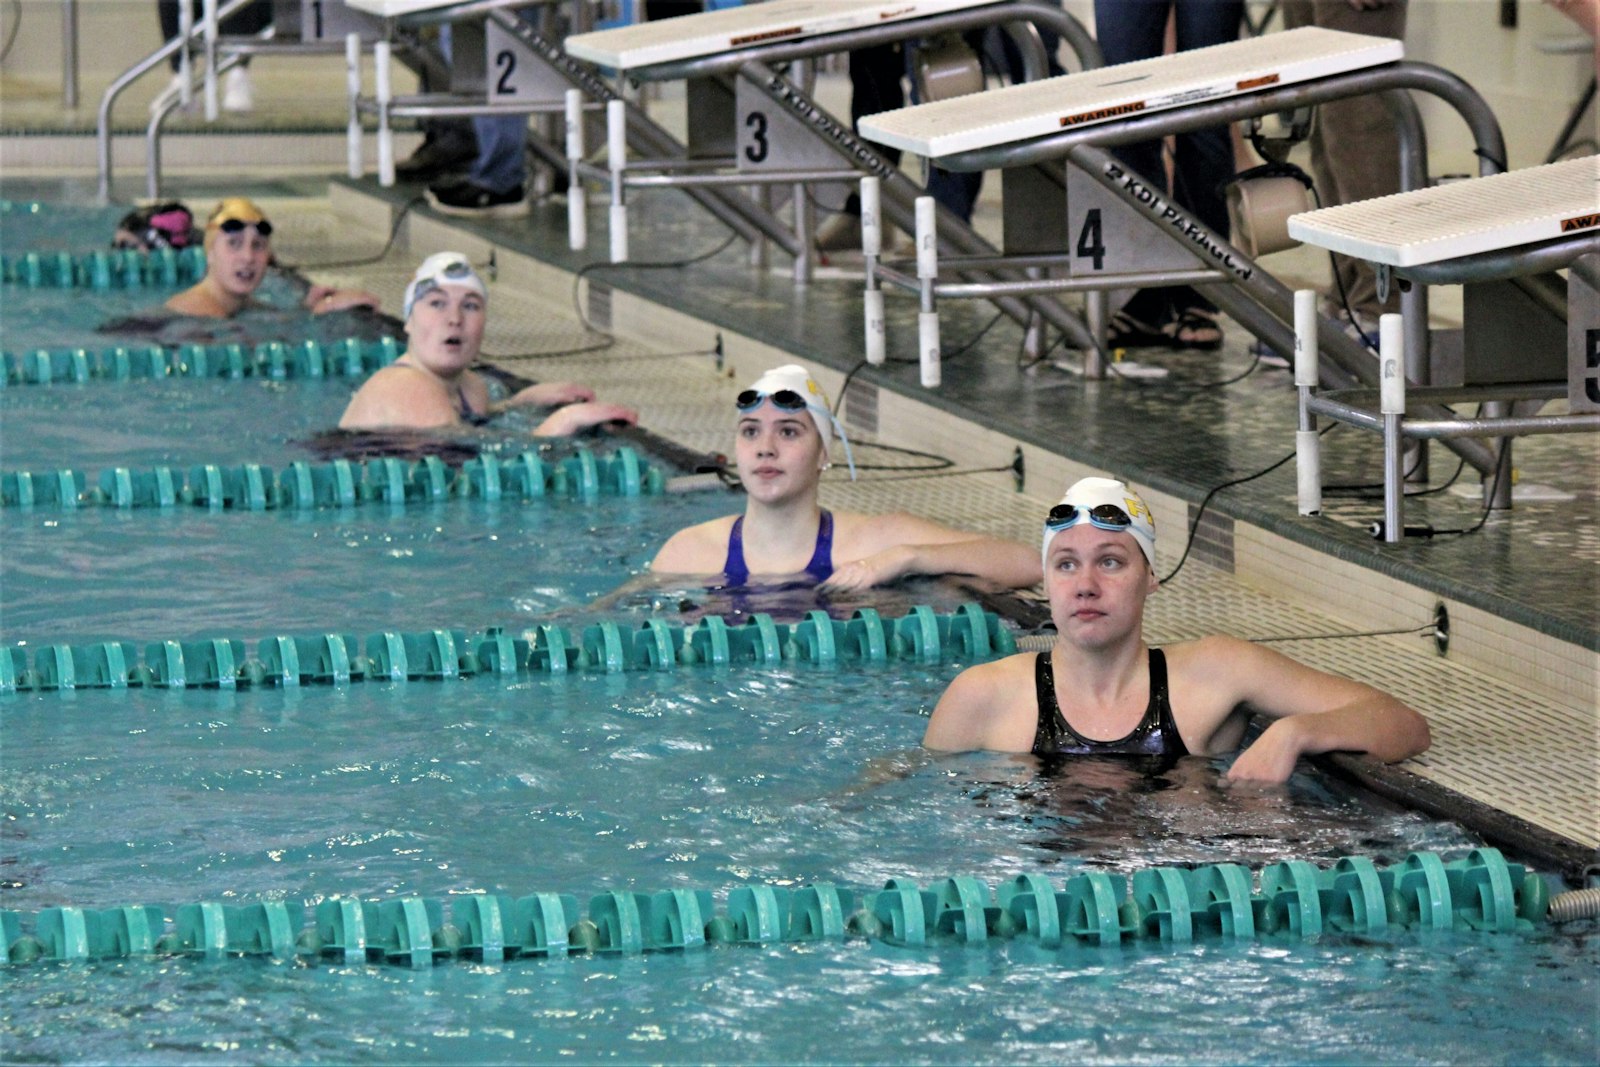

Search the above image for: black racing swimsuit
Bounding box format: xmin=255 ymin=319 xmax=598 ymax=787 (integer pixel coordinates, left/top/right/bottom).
xmin=1031 ymin=649 xmax=1190 ymax=759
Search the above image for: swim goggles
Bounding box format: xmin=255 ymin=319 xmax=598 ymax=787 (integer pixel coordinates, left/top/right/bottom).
xmin=218 ymin=217 xmax=273 ymax=238
xmin=735 ymin=388 xmax=808 ymax=412
xmin=408 ymin=260 xmax=478 ymax=305
xmin=732 ymin=387 xmax=858 ymax=480
xmin=1044 ymin=502 xmax=1135 ymax=533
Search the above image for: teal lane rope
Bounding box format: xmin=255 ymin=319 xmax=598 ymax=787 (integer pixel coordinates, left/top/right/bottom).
xmin=1 ymin=334 xmax=400 ymax=386
xmin=0 ymin=444 xmax=663 ymax=511
xmin=0 ymin=848 xmax=1559 ymax=969
xmin=0 ymin=603 xmax=1014 ymax=693
xmin=1 ymin=245 xmax=207 ymax=290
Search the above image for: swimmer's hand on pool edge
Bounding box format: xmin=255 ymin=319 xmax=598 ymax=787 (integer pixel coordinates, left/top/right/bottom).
xmin=534 ymin=401 xmax=640 ymax=437
xmin=304 ymin=284 xmax=381 ymax=315
xmin=493 ymin=381 xmax=596 ymax=413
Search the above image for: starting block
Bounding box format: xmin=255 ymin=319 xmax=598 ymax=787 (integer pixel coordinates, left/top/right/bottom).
xmin=855 ymin=27 xmax=1477 ymax=386
xmin=560 ymin=0 xmax=1100 ymax=290
xmin=1287 ymin=156 xmax=1600 ymax=540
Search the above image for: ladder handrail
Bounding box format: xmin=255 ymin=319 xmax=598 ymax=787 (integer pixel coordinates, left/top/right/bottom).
xmin=96 ymin=0 xmax=258 ymax=202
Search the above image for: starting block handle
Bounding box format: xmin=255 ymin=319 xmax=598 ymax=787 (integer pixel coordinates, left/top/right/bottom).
xmin=1293 ymin=290 xmax=1320 ymax=517
xmin=376 ymin=41 xmax=395 ymax=187
xmin=202 ymin=0 xmax=219 ymax=122
xmin=346 ymin=34 xmax=363 ymax=179
xmin=861 ymin=177 xmax=885 ymax=365
xmin=915 ymin=196 xmax=940 ymax=388
xmin=1379 ymin=312 xmax=1406 ymax=543
xmin=860 ymin=177 xmax=882 ymax=257
xmin=566 ymin=89 xmax=588 ymax=251
xmin=607 ymin=100 xmax=628 ymax=262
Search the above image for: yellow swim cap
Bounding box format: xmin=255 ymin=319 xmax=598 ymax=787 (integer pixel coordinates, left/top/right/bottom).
xmin=205 ymin=197 xmax=271 ymax=237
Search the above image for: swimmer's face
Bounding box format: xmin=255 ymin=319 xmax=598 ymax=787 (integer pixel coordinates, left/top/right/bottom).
xmin=1044 ymin=523 xmax=1158 ymax=649
xmin=206 ymin=225 xmax=271 ymax=299
xmin=404 ymin=283 xmax=486 ymax=373
xmin=734 ymin=402 xmax=825 ymax=503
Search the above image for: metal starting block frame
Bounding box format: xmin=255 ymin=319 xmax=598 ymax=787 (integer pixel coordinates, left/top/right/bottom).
xmin=346 ymin=0 xmax=590 ymax=187
xmin=1286 ymin=156 xmax=1600 ymax=541
xmin=346 ymin=0 xmax=799 ymax=255
xmin=560 ymin=0 xmax=1102 ymax=294
xmin=853 ymin=26 xmax=1518 ymax=492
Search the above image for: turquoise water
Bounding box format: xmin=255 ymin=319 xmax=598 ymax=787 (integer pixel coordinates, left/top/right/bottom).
xmin=2 ymin=207 xmax=1596 ymax=1065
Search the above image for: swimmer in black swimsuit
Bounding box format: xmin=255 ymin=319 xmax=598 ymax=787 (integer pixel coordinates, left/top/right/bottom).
xmin=338 ymin=251 xmax=637 ymax=437
xmin=925 ymin=477 xmax=1430 ymax=783
xmin=651 ymin=364 xmax=1040 ymax=592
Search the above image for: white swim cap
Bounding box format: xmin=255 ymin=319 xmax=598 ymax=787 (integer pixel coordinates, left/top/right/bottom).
xmin=739 ymin=364 xmax=856 ymax=480
xmin=1041 ymin=476 xmax=1157 ymax=573
xmin=403 ymin=251 xmax=486 ymax=320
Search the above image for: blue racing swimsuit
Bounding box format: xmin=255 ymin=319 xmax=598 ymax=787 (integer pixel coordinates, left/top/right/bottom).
xmin=1031 ymin=648 xmax=1189 ymax=759
xmin=722 ymin=509 xmax=834 ymax=585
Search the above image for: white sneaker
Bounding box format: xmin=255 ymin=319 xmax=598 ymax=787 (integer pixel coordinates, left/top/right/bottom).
xmin=222 ymin=67 xmax=254 ymax=113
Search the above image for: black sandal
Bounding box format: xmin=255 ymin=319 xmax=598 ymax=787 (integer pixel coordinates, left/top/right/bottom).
xmin=1105 ymin=309 xmax=1170 ymax=349
xmin=1164 ymin=308 xmax=1223 ymax=351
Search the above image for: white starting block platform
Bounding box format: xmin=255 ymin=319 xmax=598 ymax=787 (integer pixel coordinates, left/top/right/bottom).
xmin=564 ymin=0 xmax=1007 ymax=71
xmin=346 ymin=0 xmax=481 ymax=18
xmin=860 ymin=27 xmax=1401 ymax=157
xmin=1287 ymin=155 xmax=1600 ymax=267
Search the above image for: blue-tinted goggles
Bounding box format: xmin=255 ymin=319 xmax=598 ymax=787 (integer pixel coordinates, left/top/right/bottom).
xmin=736 ymin=388 xmax=809 ymax=412
xmin=218 ymin=217 xmax=272 ymax=238
xmin=1045 ymin=502 xmax=1133 ymax=533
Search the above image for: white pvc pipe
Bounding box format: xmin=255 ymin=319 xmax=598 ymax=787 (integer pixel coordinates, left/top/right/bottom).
xmin=915 ymin=196 xmax=937 ymax=280
xmin=1296 ymin=430 xmax=1321 ymax=516
xmin=864 ymin=290 xmax=885 ymax=365
xmin=565 ymin=89 xmax=587 ymax=251
xmin=1379 ymin=313 xmax=1405 ymax=415
xmin=201 ymin=0 xmax=218 ymax=122
xmin=918 ymin=311 xmax=941 ymax=388
xmin=860 ymin=177 xmax=881 ymax=257
xmin=178 ymin=0 xmax=193 ymax=109
xmin=375 ymin=42 xmax=394 ymax=187
xmin=1293 ymin=288 xmax=1317 ymax=388
xmin=345 ymin=34 xmax=362 ymax=180
xmin=608 ymin=100 xmax=627 ymax=262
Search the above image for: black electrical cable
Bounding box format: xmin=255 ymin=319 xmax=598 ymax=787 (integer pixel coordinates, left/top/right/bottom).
xmin=281 ymin=195 xmax=426 ymax=271
xmin=1161 ymin=423 xmax=1339 ymax=586
xmin=0 ymin=0 xmax=21 ymax=65
xmin=570 ymin=231 xmax=739 ymax=336
xmin=1250 ymin=621 xmax=1439 ymax=644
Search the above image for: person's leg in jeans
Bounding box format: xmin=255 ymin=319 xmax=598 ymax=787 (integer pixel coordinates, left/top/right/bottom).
xmin=1092 ymin=0 xmax=1182 ymax=337
xmin=1281 ymin=0 xmax=1407 ymax=329
xmin=1162 ymin=0 xmax=1243 ymax=342
xmin=468 ymin=115 xmax=527 ymax=196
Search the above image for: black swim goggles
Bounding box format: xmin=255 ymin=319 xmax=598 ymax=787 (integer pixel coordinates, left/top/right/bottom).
xmin=736 ymin=388 xmax=810 ymax=413
xmin=218 ymin=217 xmax=273 ymax=238
xmin=1044 ymin=502 xmax=1134 ymax=533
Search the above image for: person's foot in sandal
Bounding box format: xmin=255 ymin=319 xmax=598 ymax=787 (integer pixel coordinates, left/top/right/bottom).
xmin=1164 ymin=307 xmax=1223 ymax=351
xmin=1106 ymin=309 xmax=1170 ymax=349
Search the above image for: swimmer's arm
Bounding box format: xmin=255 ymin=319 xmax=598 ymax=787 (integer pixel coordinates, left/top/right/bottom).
xmin=304 ymin=284 xmax=381 ymax=314
xmin=923 ymin=660 xmax=1010 ymax=752
xmin=649 ymin=522 xmax=723 ymax=574
xmin=821 ymin=514 xmax=1041 ymax=592
xmin=533 ymin=401 xmax=639 ymax=437
xmin=338 ymin=369 xmax=460 ymax=430
xmin=1197 ymin=636 xmax=1432 ymax=783
xmin=490 ymin=381 xmax=596 ymax=414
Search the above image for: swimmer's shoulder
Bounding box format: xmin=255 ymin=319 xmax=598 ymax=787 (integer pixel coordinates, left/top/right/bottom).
xmin=927 ymin=652 xmax=1036 ymax=751
xmin=651 ymin=515 xmax=739 ymax=573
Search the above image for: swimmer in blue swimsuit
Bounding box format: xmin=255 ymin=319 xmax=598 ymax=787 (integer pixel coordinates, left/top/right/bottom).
xmin=651 ymin=364 xmax=1041 ymax=592
xmin=925 ymin=477 xmax=1431 ymax=783
xmin=339 ymin=252 xmax=637 ymax=437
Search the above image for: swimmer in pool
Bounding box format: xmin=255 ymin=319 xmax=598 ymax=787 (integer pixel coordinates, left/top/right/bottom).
xmin=164 ymin=197 xmax=381 ymax=319
xmin=651 ymin=364 xmax=1041 ymax=591
xmin=338 ymin=251 xmax=638 ymax=437
xmin=923 ymin=476 xmax=1431 ymax=783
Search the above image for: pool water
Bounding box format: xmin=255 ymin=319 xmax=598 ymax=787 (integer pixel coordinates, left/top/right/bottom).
xmin=2 ymin=206 xmax=1596 ymax=1065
